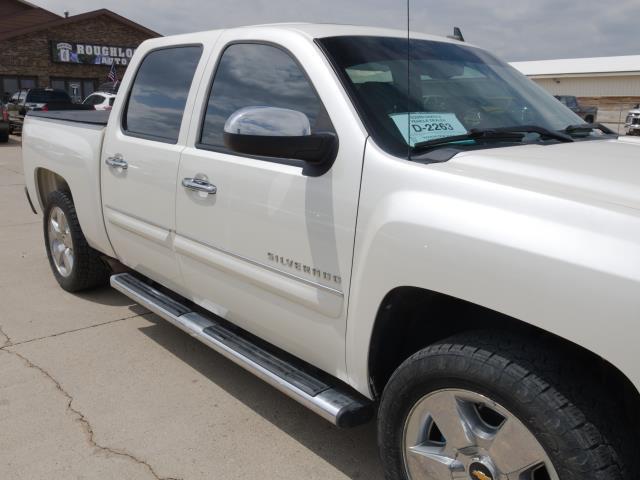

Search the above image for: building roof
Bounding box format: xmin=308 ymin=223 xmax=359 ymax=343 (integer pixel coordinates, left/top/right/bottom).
xmin=0 ymin=0 xmax=61 ymax=34
xmin=511 ymin=55 xmax=640 ymax=77
xmin=0 ymin=8 xmax=60 ymax=34
xmin=1 ymin=0 xmax=44 ymax=15
xmin=0 ymin=2 xmax=160 ymax=41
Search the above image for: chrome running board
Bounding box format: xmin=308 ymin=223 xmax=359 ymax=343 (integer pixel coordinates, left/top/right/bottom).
xmin=111 ymin=273 xmax=373 ymax=428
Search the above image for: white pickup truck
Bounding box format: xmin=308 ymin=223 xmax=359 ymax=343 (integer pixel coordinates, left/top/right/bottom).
xmin=22 ymin=24 xmax=640 ymax=480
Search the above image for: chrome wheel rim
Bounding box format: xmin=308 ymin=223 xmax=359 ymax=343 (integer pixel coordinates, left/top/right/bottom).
xmin=48 ymin=206 xmax=74 ymax=277
xmin=402 ymin=389 xmax=559 ymax=480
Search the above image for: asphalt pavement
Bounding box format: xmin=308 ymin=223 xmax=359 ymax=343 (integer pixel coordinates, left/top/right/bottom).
xmin=0 ymin=136 xmax=383 ymax=480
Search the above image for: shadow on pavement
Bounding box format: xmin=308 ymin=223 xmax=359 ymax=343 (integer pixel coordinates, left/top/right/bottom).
xmin=77 ymin=286 xmax=148 ymax=312
xmin=137 ymin=313 xmax=384 ymax=480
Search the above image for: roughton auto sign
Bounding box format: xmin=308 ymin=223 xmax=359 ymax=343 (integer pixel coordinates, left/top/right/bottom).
xmin=51 ymin=41 xmax=136 ymax=65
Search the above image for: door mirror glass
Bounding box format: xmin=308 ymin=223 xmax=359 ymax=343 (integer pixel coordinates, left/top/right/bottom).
xmin=223 ymin=106 xmax=336 ymax=164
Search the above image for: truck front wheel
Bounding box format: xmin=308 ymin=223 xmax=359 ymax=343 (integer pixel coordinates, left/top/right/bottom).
xmin=378 ymin=331 xmax=629 ymax=480
xmin=44 ymin=191 xmax=110 ymax=292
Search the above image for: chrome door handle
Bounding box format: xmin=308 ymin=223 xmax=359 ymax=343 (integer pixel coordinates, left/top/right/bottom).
xmin=105 ymin=154 xmax=128 ymax=170
xmin=182 ymin=177 xmax=217 ymax=195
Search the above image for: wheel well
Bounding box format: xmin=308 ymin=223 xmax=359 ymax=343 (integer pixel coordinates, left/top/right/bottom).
xmin=36 ymin=168 xmax=71 ymax=210
xmin=368 ymin=286 xmax=640 ymax=426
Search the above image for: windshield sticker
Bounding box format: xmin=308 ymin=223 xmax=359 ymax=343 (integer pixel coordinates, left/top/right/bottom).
xmin=389 ymin=112 xmax=467 ymax=146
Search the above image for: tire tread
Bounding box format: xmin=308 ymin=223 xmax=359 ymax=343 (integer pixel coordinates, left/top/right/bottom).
xmin=378 ymin=330 xmax=631 ymax=480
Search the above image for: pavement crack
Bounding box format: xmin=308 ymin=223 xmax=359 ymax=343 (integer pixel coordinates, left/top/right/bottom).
xmin=2 ymin=311 xmax=152 ymax=349
xmin=0 ymin=324 xmax=12 ymax=347
xmin=4 ymin=348 xmax=181 ymax=480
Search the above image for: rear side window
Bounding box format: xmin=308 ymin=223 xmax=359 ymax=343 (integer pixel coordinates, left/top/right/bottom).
xmin=199 ymin=43 xmax=333 ymax=149
xmin=84 ymin=95 xmax=104 ymax=105
xmin=123 ymin=46 xmax=202 ymax=143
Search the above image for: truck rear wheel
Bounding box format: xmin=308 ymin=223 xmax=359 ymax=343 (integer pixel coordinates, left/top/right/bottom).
xmin=44 ymin=191 xmax=110 ymax=292
xmin=378 ymin=331 xmax=629 ymax=480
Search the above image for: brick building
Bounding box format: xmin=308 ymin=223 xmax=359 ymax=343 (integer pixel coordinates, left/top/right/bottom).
xmin=0 ymin=0 xmax=160 ymax=102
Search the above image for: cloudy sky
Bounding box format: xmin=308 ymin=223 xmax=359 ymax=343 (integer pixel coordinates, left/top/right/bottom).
xmin=36 ymin=0 xmax=640 ymax=61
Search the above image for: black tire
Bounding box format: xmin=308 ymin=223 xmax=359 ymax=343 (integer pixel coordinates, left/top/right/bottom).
xmin=378 ymin=330 xmax=631 ymax=480
xmin=44 ymin=190 xmax=110 ymax=292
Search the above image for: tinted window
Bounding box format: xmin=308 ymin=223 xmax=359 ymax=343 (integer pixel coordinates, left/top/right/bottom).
xmin=124 ymin=46 xmax=202 ymax=143
xmin=109 ymin=97 xmax=115 ymax=106
xmin=84 ymin=95 xmax=104 ymax=105
xmin=200 ymin=43 xmax=332 ymax=149
xmin=26 ymin=90 xmax=71 ymax=103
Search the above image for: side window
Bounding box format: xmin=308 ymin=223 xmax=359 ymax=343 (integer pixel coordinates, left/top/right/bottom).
xmin=123 ymin=46 xmax=202 ymax=143
xmin=85 ymin=95 xmax=103 ymax=105
xmin=200 ymin=43 xmax=333 ymax=150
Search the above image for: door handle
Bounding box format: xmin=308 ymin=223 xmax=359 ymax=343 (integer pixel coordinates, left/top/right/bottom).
xmin=182 ymin=177 xmax=217 ymax=195
xmin=105 ymin=154 xmax=128 ymax=170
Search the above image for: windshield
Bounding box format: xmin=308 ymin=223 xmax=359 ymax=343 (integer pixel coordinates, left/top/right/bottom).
xmin=318 ymin=36 xmax=583 ymax=158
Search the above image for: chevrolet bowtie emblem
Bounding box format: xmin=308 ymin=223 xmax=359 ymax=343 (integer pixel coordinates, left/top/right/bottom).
xmin=471 ymin=471 xmax=492 ymax=480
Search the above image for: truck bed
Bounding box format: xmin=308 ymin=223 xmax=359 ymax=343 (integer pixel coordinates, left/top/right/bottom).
xmin=27 ymin=110 xmax=110 ymax=126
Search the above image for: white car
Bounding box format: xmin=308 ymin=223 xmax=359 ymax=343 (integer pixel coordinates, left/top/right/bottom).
xmin=21 ymin=24 xmax=640 ymax=480
xmin=82 ymin=91 xmax=116 ymax=111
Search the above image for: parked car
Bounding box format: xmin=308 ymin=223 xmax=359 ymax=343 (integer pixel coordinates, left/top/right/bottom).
xmin=625 ymin=104 xmax=640 ymax=136
xmin=22 ymin=25 xmax=639 ymax=480
xmin=7 ymin=88 xmax=93 ymax=134
xmin=83 ymin=92 xmax=117 ymax=111
xmin=554 ymin=94 xmax=598 ymax=123
xmin=0 ymin=101 xmax=9 ymax=143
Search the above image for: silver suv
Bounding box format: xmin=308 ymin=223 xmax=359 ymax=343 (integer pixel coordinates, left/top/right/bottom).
xmin=626 ymin=104 xmax=640 ymax=136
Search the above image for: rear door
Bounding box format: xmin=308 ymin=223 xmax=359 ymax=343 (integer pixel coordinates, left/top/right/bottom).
xmin=175 ymin=31 xmax=368 ymax=376
xmin=101 ymin=43 xmax=206 ymax=292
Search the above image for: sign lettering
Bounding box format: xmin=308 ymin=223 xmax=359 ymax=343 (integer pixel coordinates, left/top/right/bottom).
xmin=51 ymin=41 xmax=136 ymax=66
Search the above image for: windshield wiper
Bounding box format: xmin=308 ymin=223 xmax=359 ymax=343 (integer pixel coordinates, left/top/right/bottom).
xmin=564 ymin=123 xmax=616 ymax=135
xmin=413 ymin=125 xmax=574 ymax=152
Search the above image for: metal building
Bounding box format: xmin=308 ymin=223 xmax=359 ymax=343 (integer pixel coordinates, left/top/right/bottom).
xmin=511 ymin=56 xmax=640 ymax=97
xmin=511 ymin=56 xmax=640 ymax=132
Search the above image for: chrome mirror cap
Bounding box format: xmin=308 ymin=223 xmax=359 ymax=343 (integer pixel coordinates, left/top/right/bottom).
xmin=223 ymin=106 xmax=311 ymax=137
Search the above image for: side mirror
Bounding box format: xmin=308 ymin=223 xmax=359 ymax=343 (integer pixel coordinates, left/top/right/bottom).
xmin=223 ymin=106 xmax=336 ymax=164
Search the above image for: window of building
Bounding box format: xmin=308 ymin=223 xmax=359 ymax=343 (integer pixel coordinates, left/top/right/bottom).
xmin=0 ymin=76 xmax=38 ymax=102
xmin=200 ymin=43 xmax=333 ymax=150
xmin=50 ymin=78 xmax=97 ymax=103
xmin=123 ymin=46 xmax=203 ymax=143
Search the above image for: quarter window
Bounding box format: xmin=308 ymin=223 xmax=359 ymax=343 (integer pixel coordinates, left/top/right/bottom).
xmin=200 ymin=43 xmax=333 ymax=150
xmin=123 ymin=46 xmax=202 ymax=143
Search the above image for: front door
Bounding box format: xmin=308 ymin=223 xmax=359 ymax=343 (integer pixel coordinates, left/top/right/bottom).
xmin=101 ymin=44 xmax=204 ymax=292
xmin=175 ymin=35 xmax=367 ymax=376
